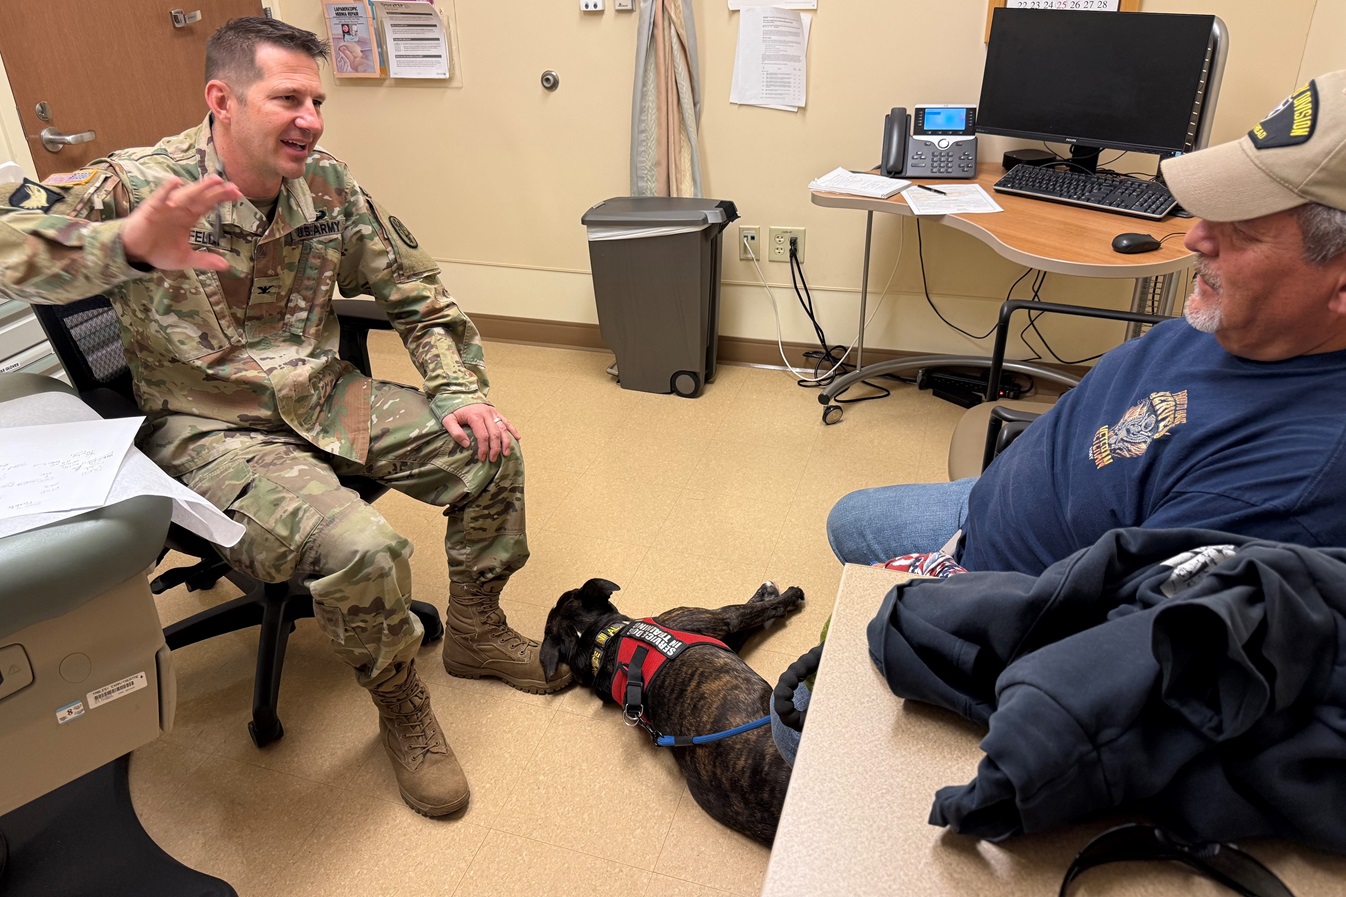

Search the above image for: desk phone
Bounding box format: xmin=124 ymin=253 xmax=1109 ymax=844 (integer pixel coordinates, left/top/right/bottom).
xmin=880 ymin=104 xmax=978 ymax=179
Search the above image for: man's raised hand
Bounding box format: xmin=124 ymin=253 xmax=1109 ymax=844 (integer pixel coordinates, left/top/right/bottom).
xmin=120 ymin=175 xmax=243 ymax=272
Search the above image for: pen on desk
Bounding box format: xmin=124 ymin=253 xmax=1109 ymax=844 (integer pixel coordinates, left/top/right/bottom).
xmin=915 ymin=184 xmax=947 ymax=196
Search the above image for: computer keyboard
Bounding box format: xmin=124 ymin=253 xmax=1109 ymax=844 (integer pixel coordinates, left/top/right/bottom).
xmin=992 ymin=164 xmax=1178 ymax=220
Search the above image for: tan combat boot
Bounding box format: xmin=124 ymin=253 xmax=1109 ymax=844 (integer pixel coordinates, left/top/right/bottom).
xmin=442 ymin=590 xmax=572 ymax=694
xmin=370 ymin=660 xmax=469 ymax=817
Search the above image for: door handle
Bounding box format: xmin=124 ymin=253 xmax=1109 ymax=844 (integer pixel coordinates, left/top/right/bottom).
xmin=40 ymin=127 xmax=96 ymax=153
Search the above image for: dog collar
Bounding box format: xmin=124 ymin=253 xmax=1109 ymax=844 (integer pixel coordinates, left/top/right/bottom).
xmin=591 ymin=620 xmax=628 ymax=677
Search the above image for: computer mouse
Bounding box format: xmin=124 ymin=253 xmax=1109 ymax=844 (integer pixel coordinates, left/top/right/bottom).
xmin=1111 ymin=232 xmax=1162 ymax=254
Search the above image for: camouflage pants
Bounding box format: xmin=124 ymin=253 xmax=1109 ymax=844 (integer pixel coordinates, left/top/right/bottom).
xmin=180 ymin=380 xmax=527 ymax=688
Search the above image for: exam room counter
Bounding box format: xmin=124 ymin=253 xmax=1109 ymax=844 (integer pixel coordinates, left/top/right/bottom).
xmin=761 ymin=564 xmax=1346 ymax=897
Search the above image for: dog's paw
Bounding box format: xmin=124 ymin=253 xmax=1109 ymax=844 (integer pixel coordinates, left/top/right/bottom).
xmin=749 ymin=581 xmax=780 ymax=604
xmin=777 ymin=586 xmax=805 ymax=613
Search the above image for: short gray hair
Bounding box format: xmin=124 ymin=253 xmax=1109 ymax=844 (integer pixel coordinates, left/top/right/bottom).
xmin=1297 ymin=203 xmax=1346 ymax=265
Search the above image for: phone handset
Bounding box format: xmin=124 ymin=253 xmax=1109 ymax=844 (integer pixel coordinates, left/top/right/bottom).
xmin=880 ymin=107 xmax=911 ymax=178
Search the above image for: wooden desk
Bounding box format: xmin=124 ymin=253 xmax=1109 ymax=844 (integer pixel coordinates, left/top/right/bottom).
xmin=761 ymin=564 xmax=1346 ymax=897
xmin=810 ymin=164 xmax=1196 ymax=422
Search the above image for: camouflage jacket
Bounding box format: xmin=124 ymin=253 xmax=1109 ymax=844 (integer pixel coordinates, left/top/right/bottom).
xmin=0 ymin=117 xmax=489 ymax=475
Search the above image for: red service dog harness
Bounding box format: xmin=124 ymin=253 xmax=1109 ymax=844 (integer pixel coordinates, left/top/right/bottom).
xmin=600 ymin=619 xmax=730 ymax=727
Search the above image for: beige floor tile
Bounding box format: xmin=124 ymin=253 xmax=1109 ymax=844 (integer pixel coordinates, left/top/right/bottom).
xmin=681 ymin=434 xmax=813 ymax=498
xmin=455 ymin=830 xmax=652 ymax=897
xmin=654 ymin=790 xmax=772 ymax=897
xmin=547 ymin=467 xmax=683 ymax=544
xmin=136 ymin=753 xmax=335 ymax=896
xmin=587 ymin=427 xmax=714 ymax=491
xmin=622 ymin=388 xmax=737 ymax=437
xmin=642 ymin=873 xmax=737 ymax=897
xmin=271 ymin=791 xmax=490 ymax=897
xmin=128 ymin=737 xmax=209 ymax=817
xmin=493 ymin=711 xmax=685 ymax=869
xmin=654 ymin=488 xmax=786 ymax=563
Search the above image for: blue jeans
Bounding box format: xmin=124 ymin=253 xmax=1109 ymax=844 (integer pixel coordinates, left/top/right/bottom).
xmin=826 ymin=478 xmax=977 ymax=565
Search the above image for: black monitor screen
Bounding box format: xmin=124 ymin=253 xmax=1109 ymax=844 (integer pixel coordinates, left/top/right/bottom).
xmin=977 ymin=9 xmax=1216 ymax=156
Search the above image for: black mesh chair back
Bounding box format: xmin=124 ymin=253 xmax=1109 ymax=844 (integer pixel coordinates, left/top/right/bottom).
xmin=31 ymin=294 xmax=442 ymax=747
xmin=32 ymin=297 xmax=135 ymax=413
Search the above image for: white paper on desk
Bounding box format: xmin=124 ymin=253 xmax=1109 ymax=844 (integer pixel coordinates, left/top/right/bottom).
xmin=810 ymin=167 xmax=910 ymax=198
xmin=730 ymin=9 xmax=808 ymax=110
xmin=0 ymin=417 xmax=142 ymax=519
xmin=901 ymin=184 xmax=1003 ymax=215
xmin=0 ymin=393 xmax=244 ymax=547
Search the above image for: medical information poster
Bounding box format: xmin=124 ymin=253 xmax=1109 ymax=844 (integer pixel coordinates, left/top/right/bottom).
xmin=373 ymin=1 xmax=452 ymax=79
xmin=323 ymin=1 xmax=385 ymax=78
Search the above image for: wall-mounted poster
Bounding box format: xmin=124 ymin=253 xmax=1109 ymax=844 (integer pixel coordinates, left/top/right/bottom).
xmin=323 ymin=1 xmax=386 ymax=78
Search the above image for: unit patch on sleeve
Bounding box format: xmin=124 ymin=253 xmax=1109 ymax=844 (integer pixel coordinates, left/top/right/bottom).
xmin=7 ymin=179 xmax=63 ymax=212
xmin=388 ymin=215 xmax=419 ymax=249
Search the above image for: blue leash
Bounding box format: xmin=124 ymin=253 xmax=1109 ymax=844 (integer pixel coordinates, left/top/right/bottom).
xmin=652 ymin=715 xmax=770 ymax=747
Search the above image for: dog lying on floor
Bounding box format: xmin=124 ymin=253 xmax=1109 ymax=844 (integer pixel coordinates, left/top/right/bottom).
xmin=539 ymin=577 xmax=806 ymax=845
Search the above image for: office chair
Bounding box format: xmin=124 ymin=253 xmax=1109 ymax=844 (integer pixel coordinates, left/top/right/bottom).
xmin=946 ymin=299 xmax=1170 ymax=479
xmin=32 ymin=296 xmax=445 ymax=748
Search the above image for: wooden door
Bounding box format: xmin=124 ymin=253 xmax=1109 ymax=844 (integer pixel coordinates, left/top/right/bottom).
xmin=0 ymin=0 xmax=263 ymax=179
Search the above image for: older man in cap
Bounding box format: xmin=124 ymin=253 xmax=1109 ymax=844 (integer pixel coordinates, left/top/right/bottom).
xmin=826 ymin=70 xmax=1346 ymax=576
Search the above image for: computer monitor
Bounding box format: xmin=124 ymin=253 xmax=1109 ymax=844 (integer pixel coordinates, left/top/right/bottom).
xmin=976 ymin=9 xmax=1224 ymax=172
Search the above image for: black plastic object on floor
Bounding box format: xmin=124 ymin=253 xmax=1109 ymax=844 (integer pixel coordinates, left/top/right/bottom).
xmin=582 ymin=197 xmax=738 ymax=398
xmin=0 ymin=754 xmax=236 ymax=897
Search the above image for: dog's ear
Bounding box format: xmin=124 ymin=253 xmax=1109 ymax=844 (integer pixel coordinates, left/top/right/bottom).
xmin=578 ymin=577 xmax=620 ymax=609
xmin=540 ymin=606 xmax=577 ymax=683
xmin=540 ymin=635 xmax=566 ymax=683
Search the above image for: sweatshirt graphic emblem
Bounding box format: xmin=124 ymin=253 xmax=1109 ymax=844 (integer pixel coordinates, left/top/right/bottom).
xmin=1090 ymin=390 xmax=1188 ymax=469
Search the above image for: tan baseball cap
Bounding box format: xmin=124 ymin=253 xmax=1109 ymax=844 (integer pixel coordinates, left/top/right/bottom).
xmin=1161 ymin=70 xmax=1346 ymax=221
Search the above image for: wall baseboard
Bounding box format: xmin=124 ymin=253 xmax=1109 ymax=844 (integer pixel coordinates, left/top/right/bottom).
xmin=469 ymin=312 xmax=1086 ymax=388
xmin=471 ymin=312 xmax=928 ymax=370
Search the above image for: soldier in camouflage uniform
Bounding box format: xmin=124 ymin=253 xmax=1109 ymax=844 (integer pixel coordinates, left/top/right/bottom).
xmin=0 ymin=17 xmax=569 ymax=818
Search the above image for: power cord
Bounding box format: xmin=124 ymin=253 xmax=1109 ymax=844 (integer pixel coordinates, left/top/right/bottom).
xmin=788 ymin=238 xmax=913 ymax=403
xmin=915 ymin=220 xmax=997 ymax=341
xmin=739 ymin=230 xmax=908 ymax=400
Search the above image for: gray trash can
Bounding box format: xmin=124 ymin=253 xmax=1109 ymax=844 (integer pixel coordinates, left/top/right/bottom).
xmin=581 ymin=197 xmax=738 ymax=397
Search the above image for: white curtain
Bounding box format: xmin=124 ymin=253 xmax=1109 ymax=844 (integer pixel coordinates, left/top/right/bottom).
xmin=630 ymin=0 xmax=702 ymax=197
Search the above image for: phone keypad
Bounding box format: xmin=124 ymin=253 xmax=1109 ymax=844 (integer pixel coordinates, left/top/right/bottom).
xmin=908 ymin=139 xmax=978 ymax=178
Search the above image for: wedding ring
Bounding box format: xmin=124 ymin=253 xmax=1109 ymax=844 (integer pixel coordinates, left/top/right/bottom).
xmin=493 ymin=417 xmax=504 ymax=424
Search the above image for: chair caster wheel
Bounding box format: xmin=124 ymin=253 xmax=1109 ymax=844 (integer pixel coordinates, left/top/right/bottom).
xmin=249 ymin=718 xmax=284 ymax=748
xmin=822 ymin=405 xmax=843 ymax=425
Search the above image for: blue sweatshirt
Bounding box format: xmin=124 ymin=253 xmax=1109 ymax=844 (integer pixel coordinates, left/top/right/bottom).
xmin=962 ymin=318 xmax=1346 ymax=574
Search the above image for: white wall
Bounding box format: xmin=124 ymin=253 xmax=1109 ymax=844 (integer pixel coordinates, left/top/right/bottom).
xmin=1 ymin=0 xmax=1335 ymax=361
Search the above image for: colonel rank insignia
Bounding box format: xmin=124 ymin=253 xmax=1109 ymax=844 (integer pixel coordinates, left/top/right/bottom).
xmin=7 ymin=179 xmax=62 ymax=213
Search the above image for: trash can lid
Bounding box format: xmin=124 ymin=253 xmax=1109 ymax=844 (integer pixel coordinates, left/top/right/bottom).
xmin=581 ymin=197 xmax=739 ymax=228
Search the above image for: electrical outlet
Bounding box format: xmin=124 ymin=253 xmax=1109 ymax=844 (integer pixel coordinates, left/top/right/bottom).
xmin=768 ymin=226 xmax=805 ymax=263
xmin=580 ymin=0 xmax=604 ymax=10
xmin=738 ymin=225 xmax=760 ymax=261
xmin=614 ymin=0 xmax=634 ymax=8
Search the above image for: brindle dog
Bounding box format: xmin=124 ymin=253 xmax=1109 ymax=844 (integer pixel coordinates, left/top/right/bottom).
xmin=540 ymin=577 xmax=805 ymax=845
